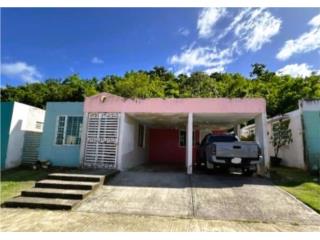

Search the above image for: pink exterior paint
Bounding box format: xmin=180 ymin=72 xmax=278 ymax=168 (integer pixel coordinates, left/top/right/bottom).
xmin=84 ymin=93 xmax=266 ymax=113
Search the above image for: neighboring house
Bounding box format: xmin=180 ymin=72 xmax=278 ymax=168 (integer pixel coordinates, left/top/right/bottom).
xmin=300 ymin=100 xmax=320 ymax=173
xmin=0 ymin=102 xmax=45 ymax=170
xmin=38 ymin=93 xmax=270 ymax=174
xmin=38 ymin=102 xmax=84 ymax=167
xmin=241 ymin=99 xmax=320 ymax=172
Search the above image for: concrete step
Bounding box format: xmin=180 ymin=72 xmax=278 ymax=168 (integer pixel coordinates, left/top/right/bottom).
xmin=35 ymin=179 xmax=100 ymax=190
xmin=21 ymin=188 xmax=90 ymax=200
xmin=3 ymin=197 xmax=79 ymax=210
xmin=48 ymin=173 xmax=105 ymax=183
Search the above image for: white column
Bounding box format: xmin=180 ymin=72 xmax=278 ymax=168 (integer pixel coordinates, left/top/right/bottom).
xmin=234 ymin=124 xmax=241 ymax=137
xmin=186 ymin=112 xmax=193 ymax=174
xmin=255 ymin=112 xmax=270 ymax=173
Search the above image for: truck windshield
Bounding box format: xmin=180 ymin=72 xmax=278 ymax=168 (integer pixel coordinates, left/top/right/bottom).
xmin=208 ymin=135 xmax=237 ymax=143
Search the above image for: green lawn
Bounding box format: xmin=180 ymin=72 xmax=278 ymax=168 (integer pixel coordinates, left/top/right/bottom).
xmin=0 ymin=168 xmax=49 ymax=203
xmin=270 ymin=166 xmax=320 ymax=213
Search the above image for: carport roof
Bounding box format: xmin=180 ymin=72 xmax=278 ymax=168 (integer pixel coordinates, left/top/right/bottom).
xmin=84 ymin=93 xmax=266 ymax=114
xmin=127 ymin=112 xmax=259 ymax=129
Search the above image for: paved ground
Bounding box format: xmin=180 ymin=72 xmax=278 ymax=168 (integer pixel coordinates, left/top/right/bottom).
xmin=1 ymin=170 xmax=320 ymax=231
xmin=77 ymin=171 xmax=320 ymax=225
xmin=1 ymin=208 xmax=320 ymax=231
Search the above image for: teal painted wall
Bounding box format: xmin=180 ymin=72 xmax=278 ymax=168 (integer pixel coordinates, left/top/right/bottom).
xmin=39 ymin=102 xmax=83 ymax=167
xmin=1 ymin=102 xmax=14 ymax=170
xmin=303 ymin=111 xmax=320 ymax=172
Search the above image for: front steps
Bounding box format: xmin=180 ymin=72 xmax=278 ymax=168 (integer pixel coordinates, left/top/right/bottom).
xmin=3 ymin=171 xmax=118 ymax=210
xmin=4 ymin=197 xmax=79 ymax=210
xmin=48 ymin=173 xmax=105 ymax=183
xmin=21 ymin=188 xmax=90 ymax=200
xmin=35 ymin=179 xmax=100 ymax=190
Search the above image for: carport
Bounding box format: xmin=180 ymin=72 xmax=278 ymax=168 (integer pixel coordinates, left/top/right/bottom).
xmin=82 ymin=93 xmax=269 ymax=174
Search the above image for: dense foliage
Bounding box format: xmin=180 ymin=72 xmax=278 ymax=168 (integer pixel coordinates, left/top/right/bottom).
xmin=271 ymin=119 xmax=293 ymax=159
xmin=1 ymin=64 xmax=319 ymax=117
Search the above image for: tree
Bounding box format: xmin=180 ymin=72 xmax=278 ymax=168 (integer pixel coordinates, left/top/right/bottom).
xmin=250 ymin=63 xmax=275 ymax=81
xmin=114 ymin=71 xmax=164 ymax=98
xmin=250 ymin=63 xmax=268 ymax=78
xmin=1 ymin=65 xmax=319 ymax=114
xmin=271 ymin=118 xmax=293 ymax=161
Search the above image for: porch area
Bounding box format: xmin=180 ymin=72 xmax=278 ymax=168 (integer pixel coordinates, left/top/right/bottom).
xmin=118 ymin=111 xmax=269 ymax=174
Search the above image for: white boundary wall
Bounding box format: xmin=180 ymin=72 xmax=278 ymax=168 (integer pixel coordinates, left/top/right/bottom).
xmin=241 ymin=110 xmax=305 ymax=169
xmin=300 ymin=100 xmax=320 ymax=111
xmin=268 ymin=110 xmax=305 ymax=169
xmin=5 ymin=102 xmax=45 ymax=169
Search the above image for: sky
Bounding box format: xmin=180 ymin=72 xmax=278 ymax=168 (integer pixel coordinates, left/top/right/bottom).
xmin=1 ymin=8 xmax=320 ymax=86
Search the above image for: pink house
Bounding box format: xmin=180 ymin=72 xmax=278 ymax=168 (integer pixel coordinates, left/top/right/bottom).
xmin=79 ymin=93 xmax=269 ymax=174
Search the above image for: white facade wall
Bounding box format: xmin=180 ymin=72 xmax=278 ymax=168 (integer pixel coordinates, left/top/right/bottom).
xmin=5 ymin=102 xmax=45 ymax=169
xmin=24 ymin=105 xmax=45 ymax=132
xmin=269 ymin=110 xmax=305 ymax=169
xmin=241 ymin=110 xmax=305 ymax=169
xmin=300 ymin=100 xmax=320 ymax=111
xmin=240 ymin=124 xmax=255 ymax=138
xmin=118 ymin=114 xmax=149 ymax=170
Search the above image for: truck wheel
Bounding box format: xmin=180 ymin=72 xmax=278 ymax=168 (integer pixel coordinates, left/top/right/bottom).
xmin=205 ymin=160 xmax=215 ymax=171
xmin=242 ymin=168 xmax=254 ymax=177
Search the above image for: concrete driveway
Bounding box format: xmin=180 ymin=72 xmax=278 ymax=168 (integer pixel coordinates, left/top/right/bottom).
xmin=76 ymin=170 xmax=320 ymax=225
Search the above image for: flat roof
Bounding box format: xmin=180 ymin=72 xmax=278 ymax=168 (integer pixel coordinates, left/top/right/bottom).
xmin=84 ymin=93 xmax=266 ymax=114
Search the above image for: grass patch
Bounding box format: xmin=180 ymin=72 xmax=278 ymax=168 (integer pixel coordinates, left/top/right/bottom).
xmin=0 ymin=167 xmax=49 ymax=203
xmin=270 ymin=166 xmax=320 ymax=213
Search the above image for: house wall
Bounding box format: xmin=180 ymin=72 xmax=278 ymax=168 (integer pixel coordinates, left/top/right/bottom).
xmin=301 ymin=100 xmax=320 ymax=172
xmin=118 ymin=114 xmax=149 ymax=170
xmin=5 ymin=102 xmax=45 ymax=169
xmin=149 ymin=129 xmax=184 ymax=165
xmin=21 ymin=104 xmax=46 ymax=165
xmin=149 ymin=128 xmax=199 ymax=165
xmin=83 ymin=93 xmax=268 ymax=173
xmin=39 ymin=102 xmax=83 ymax=167
xmin=85 ymin=93 xmax=266 ymax=114
xmin=1 ymin=102 xmax=14 ymax=170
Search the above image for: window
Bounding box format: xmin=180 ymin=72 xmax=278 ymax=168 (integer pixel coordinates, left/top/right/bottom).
xmin=56 ymin=116 xmax=66 ymax=145
xmin=138 ymin=124 xmax=145 ymax=148
xmin=55 ymin=116 xmax=83 ymax=145
xmin=179 ymin=130 xmax=196 ymax=147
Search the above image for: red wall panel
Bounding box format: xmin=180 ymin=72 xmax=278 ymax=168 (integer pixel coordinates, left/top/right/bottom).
xmin=149 ymin=128 xmax=199 ymax=165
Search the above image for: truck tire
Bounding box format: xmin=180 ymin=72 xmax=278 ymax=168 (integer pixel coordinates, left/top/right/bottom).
xmin=206 ymin=160 xmax=214 ymax=170
xmin=242 ymin=168 xmax=254 ymax=176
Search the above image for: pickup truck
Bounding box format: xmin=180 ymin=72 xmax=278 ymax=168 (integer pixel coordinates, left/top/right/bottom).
xmin=196 ymin=133 xmax=262 ymax=176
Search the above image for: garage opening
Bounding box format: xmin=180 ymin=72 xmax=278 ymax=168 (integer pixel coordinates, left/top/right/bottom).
xmin=118 ymin=111 xmax=268 ymax=174
xmin=118 ymin=113 xmax=189 ymax=171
